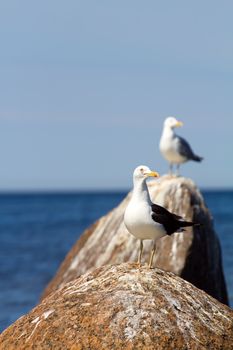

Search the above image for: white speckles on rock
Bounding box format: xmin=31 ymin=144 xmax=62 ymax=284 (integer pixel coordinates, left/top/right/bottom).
xmin=42 ymin=309 xmax=55 ymax=319
xmin=80 ymin=303 xmax=92 ymax=307
xmin=27 ymin=319 xmax=42 ymax=342
xmin=26 ymin=310 xmax=55 ymax=343
xmin=110 ymin=293 xmax=151 ymax=341
xmin=117 ymin=274 xmax=147 ymax=294
xmin=31 ymin=316 xmax=40 ymax=324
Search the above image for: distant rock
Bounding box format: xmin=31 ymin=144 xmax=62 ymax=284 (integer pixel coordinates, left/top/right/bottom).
xmin=42 ymin=175 xmax=228 ymax=305
xmin=1 ymin=263 xmax=232 ymax=350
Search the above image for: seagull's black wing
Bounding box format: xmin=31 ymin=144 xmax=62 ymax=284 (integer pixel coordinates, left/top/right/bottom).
xmin=151 ymin=203 xmax=182 ymax=220
xmin=176 ymin=136 xmax=195 ymax=159
xmin=151 ymin=203 xmax=195 ymax=235
xmin=176 ymin=136 xmax=203 ymax=162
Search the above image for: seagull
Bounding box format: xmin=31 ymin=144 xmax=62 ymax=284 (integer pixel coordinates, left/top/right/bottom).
xmin=124 ymin=165 xmax=198 ymax=268
xmin=159 ymin=116 xmax=203 ymax=175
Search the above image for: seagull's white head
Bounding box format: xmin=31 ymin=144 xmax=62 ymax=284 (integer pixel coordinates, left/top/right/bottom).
xmin=133 ymin=165 xmax=159 ymax=181
xmin=164 ymin=116 xmax=183 ymax=129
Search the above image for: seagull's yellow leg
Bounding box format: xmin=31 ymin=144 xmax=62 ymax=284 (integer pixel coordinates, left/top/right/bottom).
xmin=149 ymin=242 xmax=156 ymax=269
xmin=137 ymin=239 xmax=143 ymax=267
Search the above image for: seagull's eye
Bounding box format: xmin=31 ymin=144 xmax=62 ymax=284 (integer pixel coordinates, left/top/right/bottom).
xmin=140 ymin=168 xmax=144 ymax=173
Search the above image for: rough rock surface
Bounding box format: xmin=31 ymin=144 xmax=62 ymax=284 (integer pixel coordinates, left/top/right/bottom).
xmin=1 ymin=263 xmax=232 ymax=350
xmin=42 ymin=175 xmax=228 ymax=304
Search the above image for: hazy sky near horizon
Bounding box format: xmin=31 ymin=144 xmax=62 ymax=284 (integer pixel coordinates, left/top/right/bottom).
xmin=0 ymin=1 xmax=233 ymax=190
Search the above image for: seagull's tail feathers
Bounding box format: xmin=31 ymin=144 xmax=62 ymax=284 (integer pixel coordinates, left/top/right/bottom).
xmin=192 ymin=154 xmax=203 ymax=162
xmin=177 ymin=220 xmax=201 ymax=229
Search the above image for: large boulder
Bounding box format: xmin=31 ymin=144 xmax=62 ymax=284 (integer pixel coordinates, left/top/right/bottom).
xmin=1 ymin=263 xmax=232 ymax=350
xmin=42 ymin=175 xmax=228 ymax=304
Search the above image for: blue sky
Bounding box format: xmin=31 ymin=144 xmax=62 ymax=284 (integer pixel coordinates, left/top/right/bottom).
xmin=0 ymin=1 xmax=233 ymax=190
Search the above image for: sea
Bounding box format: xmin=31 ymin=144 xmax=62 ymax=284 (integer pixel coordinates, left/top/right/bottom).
xmin=0 ymin=190 xmax=232 ymax=332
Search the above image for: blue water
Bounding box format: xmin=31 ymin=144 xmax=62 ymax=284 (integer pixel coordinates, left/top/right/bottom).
xmin=0 ymin=191 xmax=232 ymax=332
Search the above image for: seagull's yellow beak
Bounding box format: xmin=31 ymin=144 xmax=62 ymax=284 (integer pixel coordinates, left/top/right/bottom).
xmin=145 ymin=171 xmax=159 ymax=178
xmin=176 ymin=121 xmax=183 ymax=127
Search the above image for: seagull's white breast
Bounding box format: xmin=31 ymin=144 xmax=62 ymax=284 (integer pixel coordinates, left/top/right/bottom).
xmin=160 ymin=134 xmax=186 ymax=164
xmin=124 ymin=200 xmax=166 ymax=241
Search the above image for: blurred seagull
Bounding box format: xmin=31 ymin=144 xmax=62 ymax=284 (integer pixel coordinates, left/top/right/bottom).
xmin=124 ymin=165 xmax=198 ymax=268
xmin=159 ymin=116 xmax=203 ymax=175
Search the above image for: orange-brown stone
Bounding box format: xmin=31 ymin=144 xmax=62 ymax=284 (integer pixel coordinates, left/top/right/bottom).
xmin=1 ymin=263 xmax=232 ymax=350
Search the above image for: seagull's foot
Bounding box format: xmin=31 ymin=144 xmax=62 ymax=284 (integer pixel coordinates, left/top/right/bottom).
xmin=148 ymin=261 xmax=154 ymax=269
